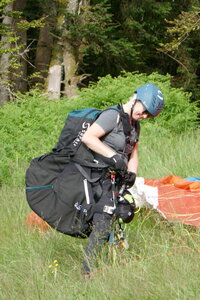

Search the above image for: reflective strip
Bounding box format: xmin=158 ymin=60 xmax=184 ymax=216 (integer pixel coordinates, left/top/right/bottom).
xmin=83 ymin=179 xmax=90 ymax=204
xmin=26 ymin=185 xmax=54 ymax=190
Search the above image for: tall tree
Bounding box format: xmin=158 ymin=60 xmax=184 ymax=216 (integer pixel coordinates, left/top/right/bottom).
xmin=34 ymin=21 xmax=53 ymax=88
xmin=46 ymin=0 xmax=82 ymax=99
xmin=0 ymin=0 xmax=14 ymax=104
xmin=46 ymin=0 xmax=140 ymax=98
xmin=11 ymin=0 xmax=27 ymax=94
xmin=0 ymin=0 xmax=44 ymax=104
xmin=47 ymin=0 xmax=99 ymax=99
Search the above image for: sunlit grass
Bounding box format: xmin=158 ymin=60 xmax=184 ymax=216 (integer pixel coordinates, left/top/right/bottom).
xmin=0 ymin=130 xmax=200 ymax=299
xmin=139 ymin=128 xmax=200 ymax=178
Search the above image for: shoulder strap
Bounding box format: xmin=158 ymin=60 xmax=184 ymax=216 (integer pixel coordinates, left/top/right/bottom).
xmin=95 ymin=104 xmax=131 ymax=139
xmin=94 ymin=105 xmax=120 ymax=121
xmin=117 ymin=104 xmax=132 ymax=138
xmin=74 ymin=163 xmax=106 ymax=183
xmin=135 ymin=120 xmax=140 ymax=136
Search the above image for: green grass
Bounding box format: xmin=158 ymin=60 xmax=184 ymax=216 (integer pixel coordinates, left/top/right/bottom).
xmin=138 ymin=127 xmax=200 ymax=178
xmin=0 ymin=129 xmax=200 ymax=299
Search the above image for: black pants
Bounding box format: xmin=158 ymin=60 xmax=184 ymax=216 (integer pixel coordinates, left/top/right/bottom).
xmin=82 ymin=176 xmax=115 ymax=274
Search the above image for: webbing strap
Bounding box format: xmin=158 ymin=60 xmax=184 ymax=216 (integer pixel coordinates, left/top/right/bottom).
xmin=74 ymin=163 xmax=105 ymax=183
xmin=26 ymin=185 xmax=54 ymax=190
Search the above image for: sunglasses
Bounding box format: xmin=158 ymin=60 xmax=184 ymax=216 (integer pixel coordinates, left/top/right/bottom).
xmin=141 ymin=109 xmax=152 ymax=118
xmin=142 ymin=109 xmax=149 ymax=114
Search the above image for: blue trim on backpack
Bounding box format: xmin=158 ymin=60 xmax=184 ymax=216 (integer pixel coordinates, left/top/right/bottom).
xmin=68 ymin=105 xmax=119 ymax=119
xmin=68 ymin=108 xmax=100 ymax=118
xmin=26 ymin=185 xmax=54 ymax=190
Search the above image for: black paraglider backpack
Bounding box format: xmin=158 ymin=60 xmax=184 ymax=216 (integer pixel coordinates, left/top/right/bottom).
xmin=25 ymin=105 xmax=140 ymax=237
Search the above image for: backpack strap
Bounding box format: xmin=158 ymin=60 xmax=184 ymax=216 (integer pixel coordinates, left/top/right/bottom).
xmin=116 ymin=103 xmax=140 ymax=144
xmin=117 ymin=103 xmax=132 ymax=139
xmin=74 ymin=163 xmax=107 ymax=183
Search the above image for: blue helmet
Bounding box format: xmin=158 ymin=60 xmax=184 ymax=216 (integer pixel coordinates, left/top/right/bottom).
xmin=135 ymin=83 xmax=164 ymax=116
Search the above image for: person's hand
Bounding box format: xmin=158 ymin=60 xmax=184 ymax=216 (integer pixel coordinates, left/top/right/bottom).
xmin=124 ymin=171 xmax=136 ymax=188
xmin=109 ymin=154 xmax=127 ymax=172
xmin=101 ymin=154 xmax=127 ymax=172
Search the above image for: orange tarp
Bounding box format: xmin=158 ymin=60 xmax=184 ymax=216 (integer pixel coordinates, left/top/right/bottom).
xmin=26 ymin=211 xmax=50 ymax=232
xmin=144 ymin=175 xmax=200 ymax=226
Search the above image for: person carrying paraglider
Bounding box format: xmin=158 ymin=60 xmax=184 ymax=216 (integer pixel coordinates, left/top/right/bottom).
xmin=80 ymin=83 xmax=164 ymax=275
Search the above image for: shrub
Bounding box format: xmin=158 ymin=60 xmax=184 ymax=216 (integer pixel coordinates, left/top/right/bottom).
xmin=76 ymin=72 xmax=199 ymax=134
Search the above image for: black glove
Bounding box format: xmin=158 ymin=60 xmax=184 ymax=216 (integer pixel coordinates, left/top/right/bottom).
xmin=109 ymin=154 xmax=127 ymax=172
xmin=124 ymin=171 xmax=136 ymax=188
xmin=100 ymin=154 xmax=127 ymax=172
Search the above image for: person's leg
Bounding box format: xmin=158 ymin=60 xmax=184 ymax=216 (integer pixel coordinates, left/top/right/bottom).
xmin=82 ymin=212 xmax=113 ymax=274
xmin=82 ymin=177 xmax=115 ymax=274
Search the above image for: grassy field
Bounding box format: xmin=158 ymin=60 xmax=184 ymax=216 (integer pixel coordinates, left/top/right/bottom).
xmin=0 ymin=129 xmax=200 ymax=300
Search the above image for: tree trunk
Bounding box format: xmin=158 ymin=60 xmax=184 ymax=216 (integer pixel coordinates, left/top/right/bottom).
xmin=34 ymin=21 xmax=53 ymax=88
xmin=46 ymin=43 xmax=63 ymax=99
xmin=67 ymin=0 xmax=79 ymax=14
xmin=0 ymin=2 xmax=13 ymax=105
xmin=62 ymin=42 xmax=79 ymax=98
xmin=11 ymin=0 xmax=27 ymax=94
xmin=0 ymin=0 xmax=28 ymax=104
xmin=46 ymin=0 xmax=90 ymax=99
xmin=46 ymin=0 xmax=67 ymax=99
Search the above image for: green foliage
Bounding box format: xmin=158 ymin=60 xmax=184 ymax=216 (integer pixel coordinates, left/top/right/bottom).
xmin=0 ymin=72 xmax=199 ymax=186
xmin=60 ymin=0 xmax=140 ymax=77
xmin=0 ymin=0 xmax=12 ymax=11
xmin=157 ymin=6 xmax=200 ymax=97
xmin=0 ymin=2 xmax=45 ymax=50
xmin=103 ymin=0 xmax=173 ymax=76
xmin=0 ymin=0 xmax=46 ymax=93
xmin=0 ymin=90 xmax=71 ymax=159
xmin=159 ymin=6 xmax=200 ymax=53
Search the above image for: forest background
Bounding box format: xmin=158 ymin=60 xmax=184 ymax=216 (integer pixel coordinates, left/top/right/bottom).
xmin=0 ymin=0 xmax=200 ymax=103
xmin=0 ymin=1 xmax=200 ymax=299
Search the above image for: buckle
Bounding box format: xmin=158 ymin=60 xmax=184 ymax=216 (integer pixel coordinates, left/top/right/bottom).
xmin=103 ymin=205 xmax=115 ymax=214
